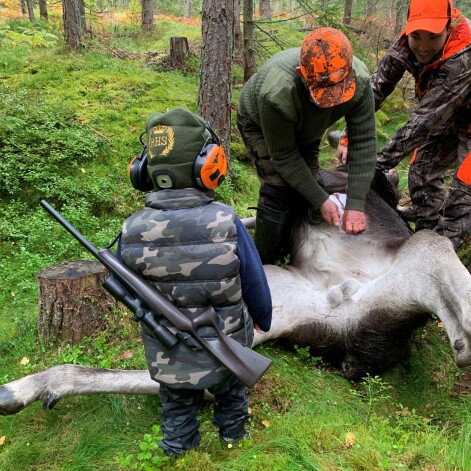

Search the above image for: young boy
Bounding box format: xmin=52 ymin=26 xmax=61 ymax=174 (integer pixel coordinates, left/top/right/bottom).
xmin=338 ymin=0 xmax=471 ymax=249
xmin=120 ymin=107 xmax=272 ymax=455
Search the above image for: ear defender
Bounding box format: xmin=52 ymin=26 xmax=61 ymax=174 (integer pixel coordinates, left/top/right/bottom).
xmin=128 ymin=123 xmax=228 ymax=191
xmin=194 ymin=142 xmax=227 ymax=190
xmin=128 ymin=132 xmax=154 ymax=192
xmin=193 ymin=123 xmax=228 ymax=190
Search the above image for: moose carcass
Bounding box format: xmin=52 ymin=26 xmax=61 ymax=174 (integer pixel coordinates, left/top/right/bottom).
xmin=1 ymin=169 xmax=471 ymax=416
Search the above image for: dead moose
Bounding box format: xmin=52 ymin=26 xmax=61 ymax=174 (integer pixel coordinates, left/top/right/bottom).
xmin=1 ymin=169 xmax=471 ymax=416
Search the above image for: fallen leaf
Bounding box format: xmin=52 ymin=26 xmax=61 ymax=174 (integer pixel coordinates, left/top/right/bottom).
xmin=11 ymin=291 xmax=16 ymax=297
xmin=0 ymin=436 xmax=5 ymax=446
xmin=261 ymin=419 xmax=270 ymax=428
xmin=80 ymin=168 xmax=86 ymax=173
xmin=130 ymin=126 xmax=137 ymax=133
xmin=345 ymin=432 xmax=356 ymax=449
xmin=117 ymin=350 xmax=133 ymax=361
xmin=20 ymin=357 xmax=30 ymax=366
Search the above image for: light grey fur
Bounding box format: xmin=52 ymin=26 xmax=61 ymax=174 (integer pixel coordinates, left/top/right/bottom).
xmin=2 ymin=216 xmax=471 ymax=415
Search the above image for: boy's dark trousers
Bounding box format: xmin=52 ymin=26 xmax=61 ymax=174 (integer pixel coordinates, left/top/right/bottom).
xmin=158 ymin=374 xmax=250 ymax=455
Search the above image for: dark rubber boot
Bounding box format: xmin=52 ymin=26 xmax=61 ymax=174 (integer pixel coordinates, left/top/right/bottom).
xmin=254 ymin=205 xmax=291 ymax=265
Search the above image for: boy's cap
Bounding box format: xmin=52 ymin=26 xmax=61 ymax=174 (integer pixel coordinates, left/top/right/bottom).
xmin=298 ymin=27 xmax=355 ymax=108
xmin=404 ymin=0 xmax=451 ymax=35
xmin=146 ymin=107 xmax=210 ymax=190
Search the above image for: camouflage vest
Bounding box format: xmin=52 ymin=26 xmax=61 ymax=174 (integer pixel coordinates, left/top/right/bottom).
xmin=120 ymin=188 xmax=254 ymax=389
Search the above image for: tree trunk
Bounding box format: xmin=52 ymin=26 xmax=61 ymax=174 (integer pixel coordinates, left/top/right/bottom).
xmin=141 ymin=0 xmax=154 ymax=32
xmin=62 ymin=0 xmax=83 ymax=50
xmin=185 ymin=0 xmax=191 ymax=18
xmin=39 ymin=0 xmax=48 ymax=20
xmin=169 ymin=37 xmax=190 ymax=68
xmin=394 ymin=0 xmax=408 ymax=36
xmin=343 ymin=0 xmax=353 ymax=25
xmin=20 ymin=0 xmax=27 ymax=15
xmin=243 ymin=0 xmax=255 ymax=82
xmin=234 ymin=0 xmax=241 ymax=50
xmin=198 ymin=0 xmax=235 ymax=159
xmin=26 ymin=0 xmax=35 ymax=22
xmin=37 ymin=260 xmax=117 ymax=345
xmin=259 ymin=0 xmax=270 ymax=19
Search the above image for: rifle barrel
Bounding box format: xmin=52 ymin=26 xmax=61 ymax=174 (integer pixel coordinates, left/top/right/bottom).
xmin=40 ymin=200 xmax=101 ymax=259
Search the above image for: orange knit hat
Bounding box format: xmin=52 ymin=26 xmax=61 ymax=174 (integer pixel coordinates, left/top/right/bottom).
xmin=298 ymin=27 xmax=355 ymax=108
xmin=404 ymin=0 xmax=451 ymax=35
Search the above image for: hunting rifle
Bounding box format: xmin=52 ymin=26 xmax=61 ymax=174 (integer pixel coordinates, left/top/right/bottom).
xmin=40 ymin=200 xmax=272 ymax=388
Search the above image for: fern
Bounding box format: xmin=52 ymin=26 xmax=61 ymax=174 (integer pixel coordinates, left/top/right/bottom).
xmin=0 ymin=24 xmax=59 ymax=48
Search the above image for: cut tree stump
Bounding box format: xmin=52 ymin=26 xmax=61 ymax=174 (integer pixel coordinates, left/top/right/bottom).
xmin=37 ymin=260 xmax=118 ymax=344
xmin=169 ymin=36 xmax=189 ymax=68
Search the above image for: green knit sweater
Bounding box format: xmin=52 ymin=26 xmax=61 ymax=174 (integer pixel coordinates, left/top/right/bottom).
xmin=238 ymin=48 xmax=377 ymax=211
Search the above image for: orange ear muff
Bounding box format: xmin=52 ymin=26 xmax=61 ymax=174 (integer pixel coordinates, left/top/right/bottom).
xmin=194 ymin=143 xmax=228 ymax=190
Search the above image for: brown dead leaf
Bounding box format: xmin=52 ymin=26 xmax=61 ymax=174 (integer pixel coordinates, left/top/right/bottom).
xmin=261 ymin=419 xmax=270 ymax=428
xmin=117 ymin=350 xmax=133 ymax=361
xmin=130 ymin=126 xmax=137 ymax=133
xmin=20 ymin=357 xmax=30 ymax=366
xmin=345 ymin=432 xmax=356 ymax=449
xmin=0 ymin=436 xmax=5 ymax=446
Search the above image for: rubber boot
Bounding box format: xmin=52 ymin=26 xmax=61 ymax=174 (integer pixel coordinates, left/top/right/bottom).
xmin=254 ymin=205 xmax=291 ymax=265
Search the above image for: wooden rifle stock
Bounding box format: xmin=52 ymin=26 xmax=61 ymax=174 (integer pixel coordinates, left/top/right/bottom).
xmin=40 ymin=200 xmax=272 ymax=387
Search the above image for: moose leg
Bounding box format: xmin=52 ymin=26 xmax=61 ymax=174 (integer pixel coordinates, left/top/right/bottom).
xmin=350 ymin=231 xmax=471 ymax=369
xmin=0 ymin=364 xmax=159 ymax=416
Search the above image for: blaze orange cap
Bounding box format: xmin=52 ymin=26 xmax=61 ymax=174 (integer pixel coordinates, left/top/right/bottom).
xmin=404 ymin=0 xmax=451 ymax=35
xmin=298 ymin=27 xmax=355 ymax=108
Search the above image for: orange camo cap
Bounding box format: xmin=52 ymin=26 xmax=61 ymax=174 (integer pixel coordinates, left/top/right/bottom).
xmin=298 ymin=27 xmax=355 ymax=108
xmin=404 ymin=0 xmax=451 ymax=35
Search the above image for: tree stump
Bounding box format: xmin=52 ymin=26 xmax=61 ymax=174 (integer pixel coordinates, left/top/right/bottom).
xmin=169 ymin=36 xmax=190 ymax=68
xmin=37 ymin=260 xmax=117 ymax=345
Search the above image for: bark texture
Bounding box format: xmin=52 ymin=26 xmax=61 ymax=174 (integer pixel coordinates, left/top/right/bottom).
xmin=198 ymin=0 xmax=235 ymax=158
xmin=37 ymin=260 xmax=117 ymax=344
xmin=170 ymin=37 xmax=190 ymax=68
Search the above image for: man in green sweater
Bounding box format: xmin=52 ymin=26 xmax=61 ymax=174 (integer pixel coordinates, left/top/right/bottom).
xmin=237 ymin=27 xmax=377 ymax=264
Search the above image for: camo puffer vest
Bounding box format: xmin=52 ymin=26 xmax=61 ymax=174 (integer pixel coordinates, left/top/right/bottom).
xmin=120 ymin=188 xmax=254 ymax=389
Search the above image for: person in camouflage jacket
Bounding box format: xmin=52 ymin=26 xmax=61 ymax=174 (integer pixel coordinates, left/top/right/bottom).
xmin=120 ymin=107 xmax=272 ymax=455
xmin=338 ymin=0 xmax=471 ymax=249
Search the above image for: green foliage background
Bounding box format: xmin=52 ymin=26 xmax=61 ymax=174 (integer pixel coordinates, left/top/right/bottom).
xmin=1 ymin=7 xmax=470 ymax=471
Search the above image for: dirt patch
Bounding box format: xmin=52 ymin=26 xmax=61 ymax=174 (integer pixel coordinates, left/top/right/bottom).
xmin=452 ymin=370 xmax=471 ymax=396
xmin=248 ymin=374 xmax=294 ymax=414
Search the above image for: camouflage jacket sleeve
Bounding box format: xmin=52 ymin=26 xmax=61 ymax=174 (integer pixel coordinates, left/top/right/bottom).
xmin=371 ymin=43 xmax=407 ymax=111
xmin=377 ymin=48 xmax=471 ymax=169
xmin=342 ymin=41 xmax=407 ymax=139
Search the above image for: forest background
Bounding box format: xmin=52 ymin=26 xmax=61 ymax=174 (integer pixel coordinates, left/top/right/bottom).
xmin=1 ymin=1 xmax=471 ymax=470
